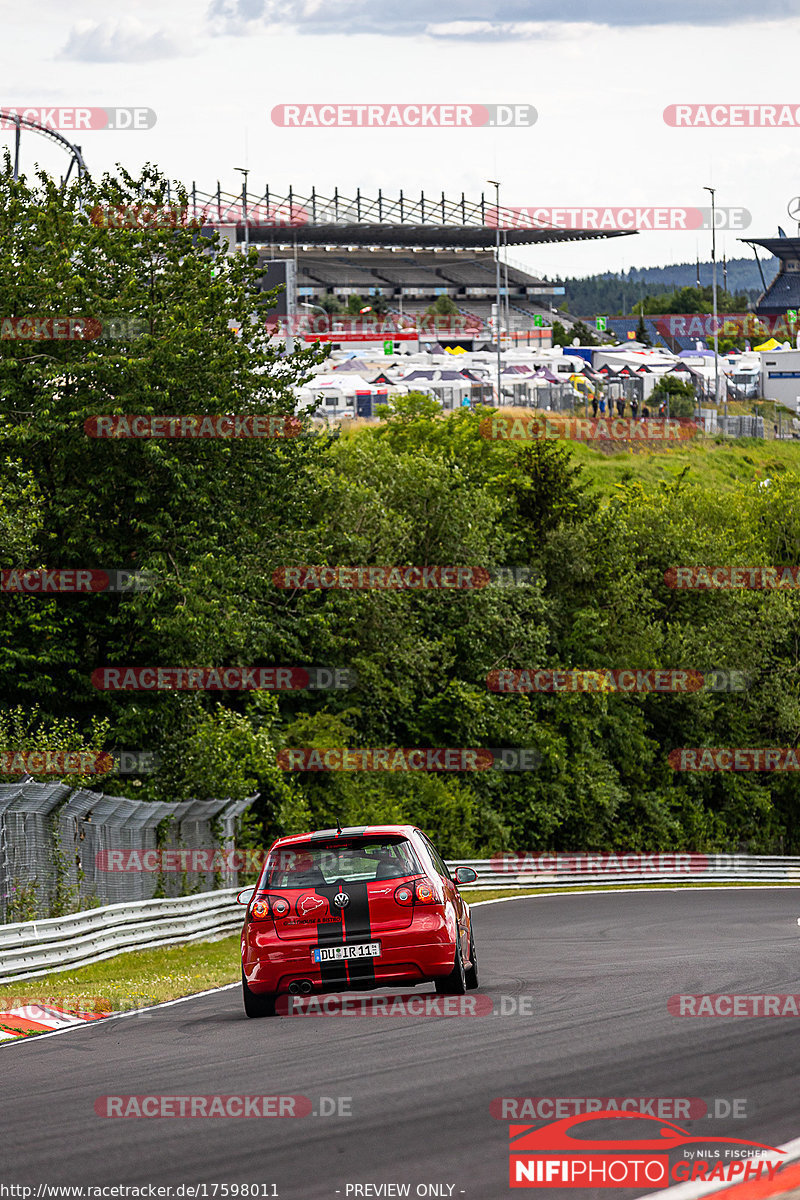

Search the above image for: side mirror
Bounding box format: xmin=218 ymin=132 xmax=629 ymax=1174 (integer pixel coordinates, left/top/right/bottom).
xmin=236 ymin=887 xmax=255 ymax=906
xmin=453 ymin=866 xmax=478 ymax=885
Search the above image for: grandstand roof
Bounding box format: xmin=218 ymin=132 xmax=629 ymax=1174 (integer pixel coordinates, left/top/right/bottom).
xmin=740 ymin=238 xmax=800 ymax=314
xmin=192 ymin=184 xmax=635 ymax=250
xmin=262 ymin=246 xmax=560 ymax=298
xmin=740 ymin=238 xmax=800 ymax=257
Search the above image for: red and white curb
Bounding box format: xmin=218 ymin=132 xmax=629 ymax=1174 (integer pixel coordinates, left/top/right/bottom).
xmin=0 ymin=1005 xmax=110 ymax=1040
xmin=637 ymin=1135 xmax=800 ymax=1200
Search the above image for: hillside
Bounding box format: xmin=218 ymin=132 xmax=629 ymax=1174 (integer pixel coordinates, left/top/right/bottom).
xmin=560 ymin=257 xmax=780 ymax=317
xmin=569 ymin=434 xmax=800 ymax=496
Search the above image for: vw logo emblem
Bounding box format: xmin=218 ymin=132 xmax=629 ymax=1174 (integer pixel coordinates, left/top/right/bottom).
xmin=788 ymin=197 xmax=800 ymax=222
xmin=333 ymin=892 xmax=350 ymax=908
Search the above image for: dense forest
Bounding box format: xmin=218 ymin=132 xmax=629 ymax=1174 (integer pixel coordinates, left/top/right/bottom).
xmin=559 ymin=257 xmax=780 ymax=316
xmin=2 ymin=165 xmax=800 ymax=858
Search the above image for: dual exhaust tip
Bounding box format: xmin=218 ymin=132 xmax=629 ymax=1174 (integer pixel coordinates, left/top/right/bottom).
xmin=288 ymin=980 xmax=314 ymax=996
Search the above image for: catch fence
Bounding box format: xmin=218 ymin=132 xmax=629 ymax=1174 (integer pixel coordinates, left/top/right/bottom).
xmin=0 ymin=781 xmax=256 ymax=923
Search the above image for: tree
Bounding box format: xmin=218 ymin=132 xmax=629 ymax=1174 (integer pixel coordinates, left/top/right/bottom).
xmin=504 ymin=441 xmax=587 ymax=548
xmin=0 ymin=159 xmax=326 ymax=791
xmin=640 ymin=285 xmax=752 ymax=317
xmin=550 ymin=320 xmax=571 ymax=347
xmin=571 ymin=320 xmax=600 ymax=346
xmin=635 ymin=314 xmax=651 ymax=346
xmin=649 ymin=376 xmax=696 ymax=417
xmin=425 ymin=295 xmax=459 ymax=316
xmin=316 ymin=293 xmax=345 ymax=315
xmin=367 ymin=291 xmax=390 ymax=315
xmin=551 ymin=320 xmax=598 ymax=347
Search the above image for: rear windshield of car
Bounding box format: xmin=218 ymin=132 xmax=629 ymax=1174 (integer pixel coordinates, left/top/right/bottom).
xmin=263 ymin=837 xmax=424 ymax=887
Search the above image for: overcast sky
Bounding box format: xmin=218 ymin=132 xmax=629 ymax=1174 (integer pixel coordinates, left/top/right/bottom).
xmin=6 ymin=0 xmax=800 ymax=278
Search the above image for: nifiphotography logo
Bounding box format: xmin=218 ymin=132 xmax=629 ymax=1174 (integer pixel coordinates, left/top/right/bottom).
xmin=507 ymin=1110 xmax=784 ymax=1188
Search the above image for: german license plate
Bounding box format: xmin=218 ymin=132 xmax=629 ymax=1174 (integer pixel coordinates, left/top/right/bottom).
xmin=312 ymin=942 xmax=381 ymax=963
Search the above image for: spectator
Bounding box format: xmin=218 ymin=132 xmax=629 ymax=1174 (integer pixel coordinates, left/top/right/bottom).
xmin=591 ymin=396 xmax=599 ymax=418
xmin=630 ymin=397 xmax=639 ymax=420
xmin=616 ymin=397 xmax=625 ymax=417
xmin=642 ymin=404 xmax=650 ymax=420
xmin=599 ymin=396 xmax=606 ymax=416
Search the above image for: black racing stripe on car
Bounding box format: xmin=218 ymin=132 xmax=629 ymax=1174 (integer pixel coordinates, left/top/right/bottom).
xmin=312 ymin=888 xmax=346 ymax=989
xmin=340 ymin=881 xmax=376 ymax=988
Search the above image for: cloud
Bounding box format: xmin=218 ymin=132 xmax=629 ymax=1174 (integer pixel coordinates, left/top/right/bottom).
xmin=60 ymin=20 xmax=186 ymax=62
xmin=206 ymin=0 xmax=800 ymax=36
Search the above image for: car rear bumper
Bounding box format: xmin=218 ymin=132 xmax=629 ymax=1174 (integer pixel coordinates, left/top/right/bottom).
xmin=242 ymin=918 xmax=456 ymax=995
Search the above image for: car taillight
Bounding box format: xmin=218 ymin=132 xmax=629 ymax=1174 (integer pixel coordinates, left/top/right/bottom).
xmin=394 ymin=879 xmax=439 ymax=906
xmin=414 ymin=881 xmax=437 ymax=904
xmin=250 ymin=894 xmax=290 ymax=921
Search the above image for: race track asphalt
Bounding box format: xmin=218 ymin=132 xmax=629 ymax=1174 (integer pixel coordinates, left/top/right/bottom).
xmin=4 ymin=889 xmax=800 ymax=1200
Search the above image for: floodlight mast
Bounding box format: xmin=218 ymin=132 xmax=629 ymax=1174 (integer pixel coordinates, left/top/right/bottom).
xmin=488 ymin=179 xmax=502 ymax=404
xmin=703 ymin=185 xmax=722 ymax=417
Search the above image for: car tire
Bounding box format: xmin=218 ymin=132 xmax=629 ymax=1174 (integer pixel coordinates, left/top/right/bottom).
xmin=464 ymin=928 xmax=479 ymax=991
xmin=435 ymin=938 xmax=467 ymax=995
xmin=242 ymin=968 xmax=277 ymax=1018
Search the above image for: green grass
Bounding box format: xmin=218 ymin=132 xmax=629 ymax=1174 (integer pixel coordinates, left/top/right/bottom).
xmin=570 ymin=436 xmax=800 ymax=498
xmin=0 ymin=935 xmax=242 ymax=1016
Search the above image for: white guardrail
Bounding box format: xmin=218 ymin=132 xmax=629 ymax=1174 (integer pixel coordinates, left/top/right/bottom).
xmin=2 ymin=855 xmax=800 ymax=984
xmin=458 ymin=853 xmax=800 ymax=890
xmin=0 ymin=888 xmax=242 ymax=984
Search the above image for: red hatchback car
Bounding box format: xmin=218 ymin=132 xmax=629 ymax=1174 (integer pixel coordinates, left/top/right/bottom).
xmin=239 ymin=824 xmax=479 ymax=1017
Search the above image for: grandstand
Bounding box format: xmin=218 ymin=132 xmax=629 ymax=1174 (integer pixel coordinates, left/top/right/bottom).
xmin=741 ymin=237 xmax=800 ymax=316
xmin=275 ymin=246 xmax=563 ymax=331
xmin=190 ymin=183 xmax=634 ymax=339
